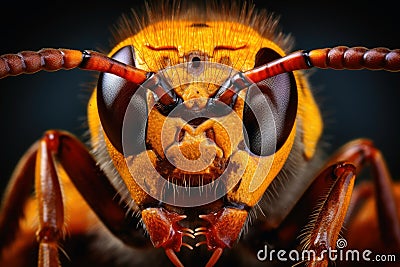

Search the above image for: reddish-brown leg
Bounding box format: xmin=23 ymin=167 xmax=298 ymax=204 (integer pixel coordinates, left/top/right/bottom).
xmin=0 ymin=130 xmax=151 ymax=266
xmin=36 ymin=131 xmax=64 ymax=266
xmin=327 ymin=139 xmax=400 ymax=249
xmin=304 ymin=139 xmax=400 ymax=266
xmin=304 ymin=163 xmax=356 ymax=267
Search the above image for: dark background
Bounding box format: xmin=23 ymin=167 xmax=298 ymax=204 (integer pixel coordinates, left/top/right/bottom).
xmin=1 ymin=0 xmax=400 ymax=195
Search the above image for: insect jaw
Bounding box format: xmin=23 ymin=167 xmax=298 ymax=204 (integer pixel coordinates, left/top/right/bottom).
xmin=141 ymin=205 xmax=248 ymax=267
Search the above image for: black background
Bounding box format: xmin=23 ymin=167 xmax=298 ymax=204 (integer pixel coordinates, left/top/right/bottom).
xmin=1 ymin=0 xmax=400 ymax=194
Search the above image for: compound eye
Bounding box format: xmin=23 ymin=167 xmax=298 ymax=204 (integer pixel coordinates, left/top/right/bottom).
xmin=242 ymin=48 xmax=298 ymax=156
xmin=97 ymin=45 xmax=148 ymax=155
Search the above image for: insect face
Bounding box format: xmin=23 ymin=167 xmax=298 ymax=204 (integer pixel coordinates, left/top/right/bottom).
xmin=88 ymin=18 xmax=306 ymax=264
